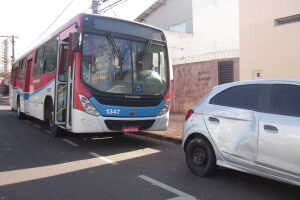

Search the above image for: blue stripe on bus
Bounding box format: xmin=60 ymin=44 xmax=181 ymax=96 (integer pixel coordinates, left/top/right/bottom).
xmin=16 ymin=90 xmax=29 ymax=100
xmin=16 ymin=80 xmax=54 ymax=101
xmin=89 ymin=97 xmax=165 ymax=118
xmin=29 ymin=80 xmax=54 ymax=98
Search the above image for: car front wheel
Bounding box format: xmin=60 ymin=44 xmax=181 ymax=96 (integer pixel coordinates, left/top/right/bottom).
xmin=185 ymin=137 xmax=216 ymax=177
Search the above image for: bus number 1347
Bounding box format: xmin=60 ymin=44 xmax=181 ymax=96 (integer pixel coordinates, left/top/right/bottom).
xmin=106 ymin=109 xmax=121 ymax=115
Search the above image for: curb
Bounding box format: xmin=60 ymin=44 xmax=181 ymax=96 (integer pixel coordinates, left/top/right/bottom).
xmin=134 ymin=131 xmax=182 ymax=145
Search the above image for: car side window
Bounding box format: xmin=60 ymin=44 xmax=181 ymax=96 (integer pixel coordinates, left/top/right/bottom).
xmin=270 ymin=84 xmax=300 ymax=117
xmin=209 ymin=84 xmax=261 ymax=111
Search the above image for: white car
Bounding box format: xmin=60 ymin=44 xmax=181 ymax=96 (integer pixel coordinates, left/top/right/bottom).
xmin=182 ymin=80 xmax=300 ymax=186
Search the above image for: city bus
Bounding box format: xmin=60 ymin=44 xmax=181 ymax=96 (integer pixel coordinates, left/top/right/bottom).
xmin=10 ymin=14 xmax=171 ymax=136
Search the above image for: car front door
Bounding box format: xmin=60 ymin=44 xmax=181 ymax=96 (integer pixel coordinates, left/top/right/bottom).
xmin=258 ymin=84 xmax=300 ymax=177
xmin=203 ymin=84 xmax=264 ymax=163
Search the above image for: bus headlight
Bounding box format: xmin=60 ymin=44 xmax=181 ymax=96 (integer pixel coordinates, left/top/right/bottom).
xmin=79 ymin=94 xmax=100 ymax=116
xmin=158 ymin=100 xmax=170 ymax=116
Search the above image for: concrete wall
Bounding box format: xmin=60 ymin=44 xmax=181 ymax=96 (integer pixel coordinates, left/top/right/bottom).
xmin=171 ymin=57 xmax=239 ymax=114
xmin=240 ymin=0 xmax=300 ymax=80
xmin=162 ymin=0 xmax=239 ymax=65
xmin=165 ymin=31 xmax=193 ymax=61
xmin=143 ymin=0 xmax=193 ymax=34
xmin=191 ymin=0 xmax=239 ymax=54
xmin=141 ymin=0 xmax=239 ymax=63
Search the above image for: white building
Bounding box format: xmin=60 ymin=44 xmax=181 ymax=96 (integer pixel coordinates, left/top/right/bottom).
xmin=0 ymin=38 xmax=10 ymax=74
xmin=135 ymin=0 xmax=239 ymax=65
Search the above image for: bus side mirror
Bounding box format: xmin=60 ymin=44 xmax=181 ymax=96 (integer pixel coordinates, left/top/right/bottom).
xmin=71 ymin=32 xmax=80 ymax=52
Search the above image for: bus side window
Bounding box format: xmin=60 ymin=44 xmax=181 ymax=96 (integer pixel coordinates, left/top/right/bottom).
xmin=17 ymin=60 xmax=25 ymax=80
xmin=44 ymin=38 xmax=58 ymax=74
xmin=33 ymin=47 xmax=44 ymax=77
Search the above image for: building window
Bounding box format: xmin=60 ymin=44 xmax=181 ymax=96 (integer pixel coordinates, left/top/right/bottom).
xmin=218 ymin=61 xmax=234 ymax=85
xmin=169 ymin=22 xmax=186 ymax=33
xmin=275 ymin=14 xmax=300 ymax=26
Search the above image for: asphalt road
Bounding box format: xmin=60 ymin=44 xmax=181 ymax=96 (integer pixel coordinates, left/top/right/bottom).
xmin=0 ymin=99 xmax=299 ymax=200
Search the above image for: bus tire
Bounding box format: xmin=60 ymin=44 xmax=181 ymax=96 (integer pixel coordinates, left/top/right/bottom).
xmin=48 ymin=100 xmax=64 ymax=137
xmin=17 ymin=98 xmax=25 ymax=120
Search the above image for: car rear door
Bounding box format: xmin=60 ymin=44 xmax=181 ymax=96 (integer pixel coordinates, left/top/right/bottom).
xmin=203 ymin=84 xmax=263 ymax=162
xmin=258 ymin=84 xmax=300 ymax=176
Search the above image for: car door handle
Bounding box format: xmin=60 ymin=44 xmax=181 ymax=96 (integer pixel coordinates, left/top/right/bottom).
xmin=209 ymin=117 xmax=219 ymax=123
xmin=264 ymin=125 xmax=278 ymax=133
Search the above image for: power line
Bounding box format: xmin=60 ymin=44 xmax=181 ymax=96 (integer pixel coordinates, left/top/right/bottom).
xmin=98 ymin=0 xmax=129 ymax=14
xmin=91 ymin=0 xmax=109 ymax=14
xmin=108 ymin=0 xmax=119 ymax=17
xmin=25 ymin=0 xmax=76 ymax=50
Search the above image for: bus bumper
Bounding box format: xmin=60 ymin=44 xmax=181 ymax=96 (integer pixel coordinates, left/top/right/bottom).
xmin=71 ymin=109 xmax=169 ymax=133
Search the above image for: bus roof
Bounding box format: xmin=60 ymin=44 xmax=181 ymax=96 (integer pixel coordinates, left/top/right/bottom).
xmin=14 ymin=13 xmax=167 ymax=65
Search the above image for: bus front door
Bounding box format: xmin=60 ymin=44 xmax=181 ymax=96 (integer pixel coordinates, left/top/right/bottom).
xmin=55 ymin=41 xmax=72 ymax=130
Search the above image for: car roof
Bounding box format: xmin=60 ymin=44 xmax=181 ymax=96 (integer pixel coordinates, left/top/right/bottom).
xmin=213 ymin=79 xmax=300 ymax=91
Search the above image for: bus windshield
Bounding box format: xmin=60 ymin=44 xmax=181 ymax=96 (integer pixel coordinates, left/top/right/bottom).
xmin=82 ymin=34 xmax=168 ymax=96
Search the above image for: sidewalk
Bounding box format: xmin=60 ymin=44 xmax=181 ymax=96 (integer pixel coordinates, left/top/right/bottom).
xmin=140 ymin=114 xmax=185 ymax=145
xmin=0 ymin=95 xmax=9 ymax=105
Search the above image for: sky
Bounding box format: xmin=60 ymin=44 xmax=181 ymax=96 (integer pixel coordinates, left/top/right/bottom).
xmin=0 ymin=0 xmax=157 ymax=59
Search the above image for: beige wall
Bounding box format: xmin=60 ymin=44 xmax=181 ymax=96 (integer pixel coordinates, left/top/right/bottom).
xmin=240 ymin=0 xmax=300 ymax=80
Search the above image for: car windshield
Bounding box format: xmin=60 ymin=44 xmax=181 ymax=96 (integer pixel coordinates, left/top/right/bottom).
xmin=82 ymin=34 xmax=168 ymax=95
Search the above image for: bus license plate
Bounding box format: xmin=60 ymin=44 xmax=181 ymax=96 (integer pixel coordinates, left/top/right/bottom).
xmin=122 ymin=126 xmax=139 ymax=133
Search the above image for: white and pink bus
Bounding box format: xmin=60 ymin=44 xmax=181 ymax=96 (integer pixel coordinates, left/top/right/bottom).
xmin=10 ymin=14 xmax=171 ymax=136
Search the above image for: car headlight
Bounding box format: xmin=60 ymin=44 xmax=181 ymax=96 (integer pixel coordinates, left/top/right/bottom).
xmin=79 ymin=94 xmax=100 ymax=116
xmin=158 ymin=100 xmax=170 ymax=116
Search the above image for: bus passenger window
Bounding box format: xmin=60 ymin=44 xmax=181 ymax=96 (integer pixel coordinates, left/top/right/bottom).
xmin=44 ymin=38 xmax=58 ymax=74
xmin=33 ymin=47 xmax=44 ymax=77
xmin=17 ymin=60 xmax=25 ymax=80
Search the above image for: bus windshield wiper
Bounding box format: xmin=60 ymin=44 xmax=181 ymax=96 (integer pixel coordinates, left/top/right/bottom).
xmin=107 ymin=33 xmax=122 ymax=67
xmin=139 ymin=40 xmax=152 ymax=63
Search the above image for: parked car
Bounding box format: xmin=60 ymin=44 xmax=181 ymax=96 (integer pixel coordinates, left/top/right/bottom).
xmin=182 ymin=80 xmax=300 ymax=186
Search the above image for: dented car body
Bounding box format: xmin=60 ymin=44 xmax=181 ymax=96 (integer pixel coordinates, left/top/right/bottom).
xmin=182 ymin=80 xmax=300 ymax=186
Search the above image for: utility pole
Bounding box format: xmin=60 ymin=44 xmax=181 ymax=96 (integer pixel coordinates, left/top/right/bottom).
xmin=91 ymin=0 xmax=108 ymax=14
xmin=11 ymin=35 xmax=16 ymax=64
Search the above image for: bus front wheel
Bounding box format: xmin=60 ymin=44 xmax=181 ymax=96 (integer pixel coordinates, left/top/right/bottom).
xmin=48 ymin=101 xmax=64 ymax=137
